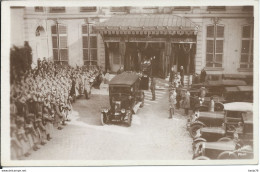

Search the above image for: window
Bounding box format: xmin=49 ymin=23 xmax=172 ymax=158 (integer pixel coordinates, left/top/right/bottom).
xmin=51 ymin=24 xmax=68 ymax=64
xmin=49 ymin=7 xmax=65 ymax=13
xmin=110 ymin=7 xmax=128 ymax=12
xmin=206 ymin=25 xmax=224 ymax=68
xmin=80 ymin=7 xmax=97 ymax=12
xmin=82 ymin=24 xmax=98 ymax=66
xmin=207 ymin=6 xmax=226 ymax=11
xmin=35 ymin=6 xmax=43 ymax=12
xmin=173 ymin=6 xmax=191 ymax=11
xmin=240 ymin=25 xmax=253 ymax=69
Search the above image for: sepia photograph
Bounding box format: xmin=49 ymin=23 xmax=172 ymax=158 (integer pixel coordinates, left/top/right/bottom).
xmin=1 ymin=0 xmax=259 ymax=167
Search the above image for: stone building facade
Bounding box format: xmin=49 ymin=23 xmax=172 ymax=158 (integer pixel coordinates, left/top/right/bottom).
xmin=10 ymin=6 xmax=254 ymax=78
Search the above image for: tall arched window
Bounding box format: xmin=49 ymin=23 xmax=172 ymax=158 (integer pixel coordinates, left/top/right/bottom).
xmin=240 ymin=25 xmax=253 ymax=69
xmin=82 ymin=24 xmax=97 ymax=66
xmin=206 ymin=24 xmax=224 ymax=68
xmin=51 ymin=24 xmax=68 ymax=64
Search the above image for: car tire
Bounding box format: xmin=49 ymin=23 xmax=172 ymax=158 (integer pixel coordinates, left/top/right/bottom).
xmin=140 ymin=92 xmax=145 ymax=108
xmin=217 ymin=151 xmax=238 ymax=159
xmin=189 ymin=123 xmax=204 ymax=138
xmin=126 ymin=110 xmax=132 ymax=127
xmin=215 ymin=103 xmax=224 ymax=111
xmin=101 ymin=113 xmax=107 ymax=126
xmin=217 ymin=137 xmax=233 ymax=142
xmin=193 ymin=156 xmax=211 ymax=160
xmin=193 ymin=138 xmax=207 ymax=151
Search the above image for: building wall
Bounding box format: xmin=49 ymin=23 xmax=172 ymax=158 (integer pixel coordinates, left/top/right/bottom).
xmin=10 ymin=7 xmax=25 ymax=47
xmin=11 ymin=6 xmax=253 ymax=76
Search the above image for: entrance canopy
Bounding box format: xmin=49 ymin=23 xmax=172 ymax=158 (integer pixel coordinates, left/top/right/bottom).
xmin=93 ymin=14 xmax=199 ymax=35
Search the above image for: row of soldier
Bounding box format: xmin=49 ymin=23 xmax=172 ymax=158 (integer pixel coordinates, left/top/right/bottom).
xmin=10 ymin=58 xmax=103 ymax=159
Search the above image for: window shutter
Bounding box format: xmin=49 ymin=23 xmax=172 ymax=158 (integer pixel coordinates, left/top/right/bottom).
xmin=59 ymin=25 xmax=67 ymax=34
xmin=80 ymin=7 xmax=97 ymax=12
xmin=83 ymin=36 xmax=88 ymax=48
xmin=207 ymin=25 xmax=214 ymax=38
xmin=242 ymin=26 xmax=251 ymax=38
xmin=51 ymin=25 xmax=57 ymax=34
xmin=60 ymin=36 xmax=67 ymax=48
xmin=52 ymin=36 xmax=58 ymax=48
xmin=90 ymin=36 xmax=97 ymax=48
xmin=60 ymin=49 xmax=68 ymax=60
xmin=216 ymin=25 xmax=224 ymax=38
xmin=216 ymin=40 xmax=223 ymax=53
xmin=206 ymin=40 xmax=214 ymax=53
xmin=82 ymin=25 xmax=88 ymax=34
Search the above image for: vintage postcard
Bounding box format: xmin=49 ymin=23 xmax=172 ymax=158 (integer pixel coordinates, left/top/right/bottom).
xmin=1 ymin=0 xmax=259 ymax=167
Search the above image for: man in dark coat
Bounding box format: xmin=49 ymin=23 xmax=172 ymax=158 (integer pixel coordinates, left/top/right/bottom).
xmin=180 ymin=66 xmax=184 ymax=86
xmin=200 ymin=68 xmax=207 ymax=83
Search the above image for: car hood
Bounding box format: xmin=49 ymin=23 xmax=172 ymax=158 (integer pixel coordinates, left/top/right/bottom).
xmin=199 ymin=112 xmax=224 ymax=119
xmin=201 ymin=127 xmax=225 ymax=134
xmin=204 ymin=141 xmax=236 ymax=151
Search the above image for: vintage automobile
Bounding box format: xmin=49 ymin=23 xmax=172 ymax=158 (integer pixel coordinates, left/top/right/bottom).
xmin=224 ymin=86 xmax=253 ymax=103
xmin=100 ymin=72 xmax=145 ymax=127
xmin=188 ymin=102 xmax=253 ymax=139
xmin=192 ymin=102 xmax=253 ymax=146
xmin=193 ymin=139 xmax=253 ymax=160
xmin=190 ymin=79 xmax=247 ymax=97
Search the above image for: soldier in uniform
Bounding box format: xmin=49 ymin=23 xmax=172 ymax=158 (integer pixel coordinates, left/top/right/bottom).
xmin=169 ymin=88 xmax=177 ymax=119
xmin=150 ymin=77 xmax=156 ymax=101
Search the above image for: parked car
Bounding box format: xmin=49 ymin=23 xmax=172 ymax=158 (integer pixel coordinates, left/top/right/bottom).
xmin=188 ymin=102 xmax=253 ymax=139
xmin=193 ymin=139 xmax=253 ymax=160
xmin=224 ymin=86 xmax=253 ymax=103
xmin=192 ymin=102 xmax=253 ymax=148
xmin=100 ymin=72 xmax=145 ymax=127
xmin=190 ymin=79 xmax=247 ymax=97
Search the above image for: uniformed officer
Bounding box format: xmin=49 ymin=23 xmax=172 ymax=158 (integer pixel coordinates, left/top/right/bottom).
xmin=169 ymin=88 xmax=177 ymax=119
xmin=150 ymin=77 xmax=156 ymax=101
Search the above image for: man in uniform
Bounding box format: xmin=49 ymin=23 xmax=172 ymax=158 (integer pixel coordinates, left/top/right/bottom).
xmin=180 ymin=66 xmax=184 ymax=86
xmin=150 ymin=77 xmax=156 ymax=101
xmin=169 ymin=88 xmax=177 ymax=119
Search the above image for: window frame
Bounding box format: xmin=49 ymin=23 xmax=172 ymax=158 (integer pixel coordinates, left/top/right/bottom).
xmin=49 ymin=7 xmax=66 ymax=13
xmin=80 ymin=7 xmax=97 ymax=12
xmin=51 ymin=24 xmax=68 ymax=63
xmin=239 ymin=25 xmax=254 ymax=69
xmin=206 ymin=24 xmax=225 ymax=68
xmin=35 ymin=6 xmax=44 ymax=12
xmin=82 ymin=24 xmax=98 ymax=66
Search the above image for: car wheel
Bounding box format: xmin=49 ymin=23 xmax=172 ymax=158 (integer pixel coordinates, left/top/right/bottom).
xmin=126 ymin=110 xmax=132 ymax=127
xmin=140 ymin=92 xmax=145 ymax=108
xmin=189 ymin=123 xmax=204 ymax=138
xmin=217 ymin=137 xmax=233 ymax=142
xmin=217 ymin=151 xmax=238 ymax=159
xmin=193 ymin=156 xmax=210 ymax=160
xmin=193 ymin=138 xmax=207 ymax=151
xmin=101 ymin=113 xmax=107 ymax=126
xmin=215 ymin=103 xmax=224 ymax=111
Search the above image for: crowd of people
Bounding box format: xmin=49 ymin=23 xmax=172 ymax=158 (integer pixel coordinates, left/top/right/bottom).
xmin=168 ymin=66 xmax=214 ymax=119
xmin=10 ymin=58 xmax=103 ymax=160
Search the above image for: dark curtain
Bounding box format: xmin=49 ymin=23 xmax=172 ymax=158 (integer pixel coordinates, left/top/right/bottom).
xmin=104 ymin=42 xmax=110 ymax=72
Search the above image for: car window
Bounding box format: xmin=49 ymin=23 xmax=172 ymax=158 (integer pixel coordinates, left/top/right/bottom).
xmin=110 ymin=87 xmax=130 ymax=94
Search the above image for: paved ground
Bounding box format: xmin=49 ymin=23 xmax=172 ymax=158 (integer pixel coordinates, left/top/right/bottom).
xmin=25 ymin=78 xmax=193 ymax=160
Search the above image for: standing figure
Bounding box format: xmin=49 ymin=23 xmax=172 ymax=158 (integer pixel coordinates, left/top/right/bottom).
xmin=183 ymin=90 xmax=190 ymax=116
xmin=209 ymin=96 xmax=215 ymax=112
xmin=180 ymin=66 xmax=184 ymax=86
xmin=169 ymin=88 xmax=177 ymax=119
xmin=200 ymin=68 xmax=207 ymax=83
xmin=150 ymin=77 xmax=156 ymax=101
xmin=169 ymin=66 xmax=176 ymax=84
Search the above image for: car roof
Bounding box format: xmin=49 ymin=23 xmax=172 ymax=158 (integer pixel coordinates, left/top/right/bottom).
xmin=222 ymin=74 xmax=246 ymax=79
xmin=224 ymin=102 xmax=253 ymax=112
xmin=224 ymin=87 xmax=239 ymax=92
xmin=109 ymin=71 xmax=139 ymax=86
xmin=242 ymin=112 xmax=253 ymax=124
xmin=207 ymin=80 xmax=247 ymax=86
xmin=237 ymin=86 xmax=253 ymax=92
